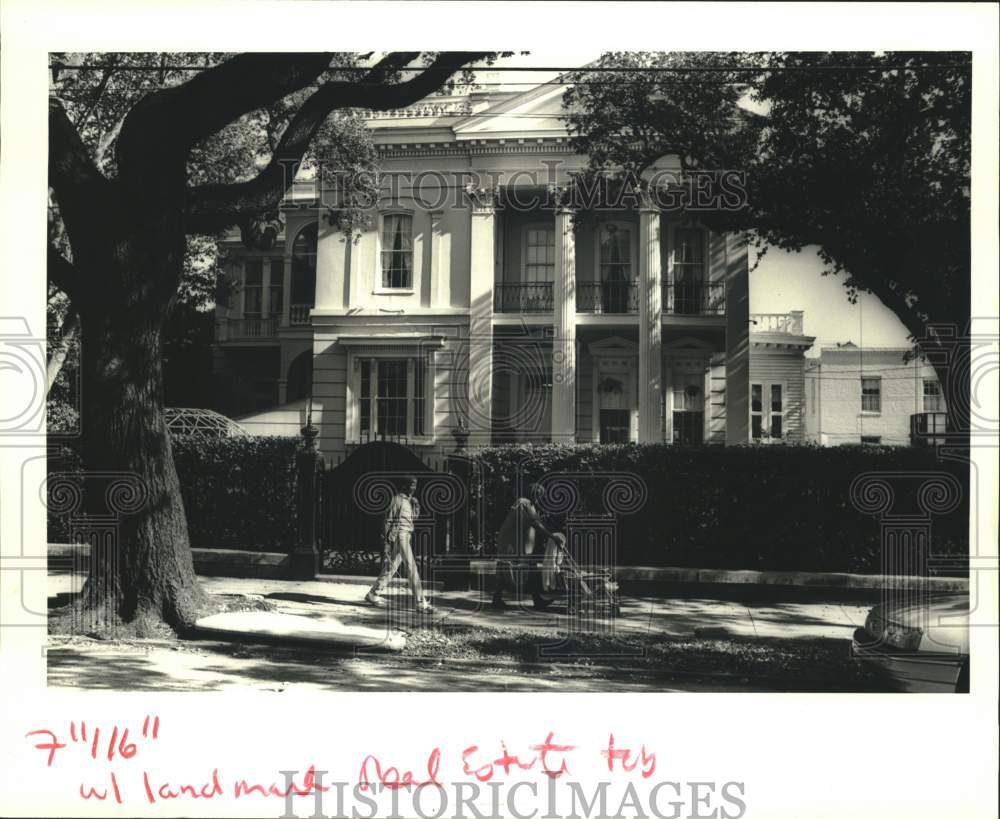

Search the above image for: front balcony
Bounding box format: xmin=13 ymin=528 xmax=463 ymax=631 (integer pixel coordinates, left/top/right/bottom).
xmin=218 ymin=317 xmax=278 ymax=341
xmin=495 ymin=280 xmax=727 ymax=318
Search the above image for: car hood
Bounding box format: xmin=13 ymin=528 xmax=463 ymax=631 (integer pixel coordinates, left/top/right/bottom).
xmin=877 ymin=593 xmax=969 ymax=654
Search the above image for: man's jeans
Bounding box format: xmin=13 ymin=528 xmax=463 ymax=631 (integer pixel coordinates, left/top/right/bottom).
xmin=370 ymin=530 xmax=424 ymax=603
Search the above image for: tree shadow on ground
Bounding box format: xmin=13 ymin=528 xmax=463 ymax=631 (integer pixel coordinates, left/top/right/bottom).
xmin=47 ymin=646 xmax=204 ymax=692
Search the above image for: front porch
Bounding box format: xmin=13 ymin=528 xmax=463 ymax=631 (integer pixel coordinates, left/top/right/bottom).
xmin=490 ymin=326 xmax=727 ymax=446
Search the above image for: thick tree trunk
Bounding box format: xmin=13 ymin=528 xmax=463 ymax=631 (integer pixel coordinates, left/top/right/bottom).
xmin=63 ymin=224 xmax=209 ymax=637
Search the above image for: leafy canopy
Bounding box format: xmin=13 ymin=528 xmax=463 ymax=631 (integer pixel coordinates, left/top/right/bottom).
xmin=562 ymin=51 xmax=971 ymax=338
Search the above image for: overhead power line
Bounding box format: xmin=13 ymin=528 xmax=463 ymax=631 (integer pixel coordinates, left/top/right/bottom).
xmin=50 ymin=61 xmax=969 ymax=74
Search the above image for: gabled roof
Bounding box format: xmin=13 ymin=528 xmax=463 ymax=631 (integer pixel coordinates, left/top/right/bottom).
xmin=451 ymin=82 xmax=568 ymax=141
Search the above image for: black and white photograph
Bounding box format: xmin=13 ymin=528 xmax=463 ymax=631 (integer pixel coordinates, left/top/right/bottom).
xmin=1 ymin=2 xmax=997 ymax=818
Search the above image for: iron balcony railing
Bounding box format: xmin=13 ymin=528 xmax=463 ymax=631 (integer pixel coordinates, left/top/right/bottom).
xmin=495 ymin=283 xmax=554 ymax=313
xmin=494 ymin=280 xmax=725 ymax=317
xmin=663 ymin=282 xmax=726 ymax=316
xmin=576 ymin=281 xmax=639 ymax=314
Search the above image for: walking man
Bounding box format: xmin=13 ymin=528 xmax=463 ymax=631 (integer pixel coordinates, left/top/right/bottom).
xmin=492 ymin=483 xmax=554 ymax=610
xmin=366 ymin=475 xmax=432 ymax=612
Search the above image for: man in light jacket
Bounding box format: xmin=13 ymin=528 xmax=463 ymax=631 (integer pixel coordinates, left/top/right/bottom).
xmin=365 ymin=476 xmax=432 ymax=612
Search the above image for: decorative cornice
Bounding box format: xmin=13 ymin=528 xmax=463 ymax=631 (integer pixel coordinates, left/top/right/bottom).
xmin=376 ymin=139 xmax=573 ymax=159
xmin=367 ymin=101 xmax=475 ymax=120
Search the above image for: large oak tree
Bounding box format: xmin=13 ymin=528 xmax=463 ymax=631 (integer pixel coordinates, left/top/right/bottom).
xmin=48 ymin=52 xmax=493 ymax=636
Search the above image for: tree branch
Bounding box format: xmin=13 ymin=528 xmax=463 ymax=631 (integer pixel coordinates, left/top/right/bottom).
xmin=185 ymin=51 xmax=491 ymax=235
xmin=116 ymin=53 xmax=339 ymax=176
xmin=48 ymin=99 xmax=111 ymax=239
xmin=48 ymin=244 xmax=78 ymax=299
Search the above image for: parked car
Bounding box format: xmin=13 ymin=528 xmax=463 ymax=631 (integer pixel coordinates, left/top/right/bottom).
xmin=852 ymin=593 xmax=969 ymax=692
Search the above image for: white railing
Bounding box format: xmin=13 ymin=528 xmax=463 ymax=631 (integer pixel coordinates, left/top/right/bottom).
xmin=221 ymin=318 xmax=277 ymax=340
xmin=367 ymin=101 xmax=473 ymax=120
xmin=750 ymin=311 xmax=804 ymax=335
xmin=290 ymin=304 xmax=312 ymax=325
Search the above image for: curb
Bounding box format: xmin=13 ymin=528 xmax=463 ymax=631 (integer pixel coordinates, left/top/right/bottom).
xmin=48 ymin=544 xmax=443 ymax=590
xmin=49 ymin=545 xmax=968 ymax=594
xmin=468 ymin=560 xmax=968 ymax=593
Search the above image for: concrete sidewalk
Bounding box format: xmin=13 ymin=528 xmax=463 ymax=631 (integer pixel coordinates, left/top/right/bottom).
xmin=49 ymin=571 xmax=873 ymax=643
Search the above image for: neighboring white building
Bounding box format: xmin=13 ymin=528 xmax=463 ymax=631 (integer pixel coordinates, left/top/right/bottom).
xmin=748 ymin=311 xmax=815 ymax=443
xmin=804 ymin=343 xmax=948 ymax=446
xmin=210 ymin=82 xmax=754 ymax=460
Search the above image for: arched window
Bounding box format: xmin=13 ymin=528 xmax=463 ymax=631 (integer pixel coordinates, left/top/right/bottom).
xmin=290 ymin=223 xmax=317 ymax=324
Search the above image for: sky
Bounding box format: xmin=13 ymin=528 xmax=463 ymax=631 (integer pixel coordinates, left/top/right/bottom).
xmin=749 ymin=247 xmax=912 ymax=354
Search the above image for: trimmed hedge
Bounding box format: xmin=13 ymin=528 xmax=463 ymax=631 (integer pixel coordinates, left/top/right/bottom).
xmin=48 ymin=436 xmax=300 ymax=551
xmin=467 ymin=444 xmax=969 ymax=575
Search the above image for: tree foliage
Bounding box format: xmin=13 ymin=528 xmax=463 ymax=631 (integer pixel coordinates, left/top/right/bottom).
xmin=563 ymin=52 xmax=971 ymax=393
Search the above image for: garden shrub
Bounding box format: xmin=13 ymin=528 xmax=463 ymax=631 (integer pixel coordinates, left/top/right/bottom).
xmin=466 ymin=443 xmax=969 ymax=575
xmin=47 ymin=435 xmax=300 ymax=551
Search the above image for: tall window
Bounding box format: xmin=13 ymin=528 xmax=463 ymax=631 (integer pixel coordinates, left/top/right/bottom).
xmin=268 ymin=259 xmax=284 ymax=319
xmin=291 ymin=223 xmax=317 ymax=310
xmin=770 ymin=384 xmax=784 ymax=438
xmin=861 ymin=376 xmax=882 ymax=412
xmin=243 ymin=259 xmax=263 ymax=317
xmin=523 ymin=227 xmax=555 ymax=283
xmin=751 ymin=383 xmax=784 ymax=441
xmin=358 ymin=357 xmax=427 ymax=440
xmin=923 ymin=378 xmax=944 ymax=412
xmin=381 ymin=214 xmax=413 ymax=289
xmin=376 ymin=359 xmax=408 ymax=436
xmin=598 ymin=223 xmax=633 ymax=313
xmin=672 ymin=228 xmax=706 ymax=315
xmin=598 ymin=223 xmax=633 ymax=282
xmin=672 ymin=373 xmax=704 ymax=444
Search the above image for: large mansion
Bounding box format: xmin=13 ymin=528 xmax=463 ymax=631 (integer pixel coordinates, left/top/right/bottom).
xmin=209 ymin=82 xmax=817 ymax=459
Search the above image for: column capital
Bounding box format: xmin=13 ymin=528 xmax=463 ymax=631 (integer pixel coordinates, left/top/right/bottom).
xmin=465 ymin=184 xmax=498 ymax=213
xmin=637 ymin=190 xmax=662 ymax=214
xmin=547 ymin=183 xmax=578 ymax=214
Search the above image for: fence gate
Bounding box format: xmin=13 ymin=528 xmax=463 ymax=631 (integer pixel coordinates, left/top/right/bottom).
xmin=318 ymin=442 xmax=464 ymax=576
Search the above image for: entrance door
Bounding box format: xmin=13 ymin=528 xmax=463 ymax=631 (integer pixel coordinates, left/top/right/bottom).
xmin=599 ymin=409 xmax=631 ymax=443
xmin=671 ymin=368 xmax=706 ymax=444
xmin=594 ymin=353 xmax=637 ymax=442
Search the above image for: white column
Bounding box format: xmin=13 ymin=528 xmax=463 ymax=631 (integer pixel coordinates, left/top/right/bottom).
xmin=638 ymin=205 xmax=663 ymax=442
xmin=406 ymin=358 xmax=416 ymax=438
xmin=282 ymin=252 xmax=292 ymax=327
xmin=430 ymin=210 xmax=450 ymax=309
xmin=467 ymin=194 xmax=495 ymax=446
xmin=552 ymin=207 xmax=576 ymax=443
xmin=261 ymin=259 xmax=272 ymax=321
